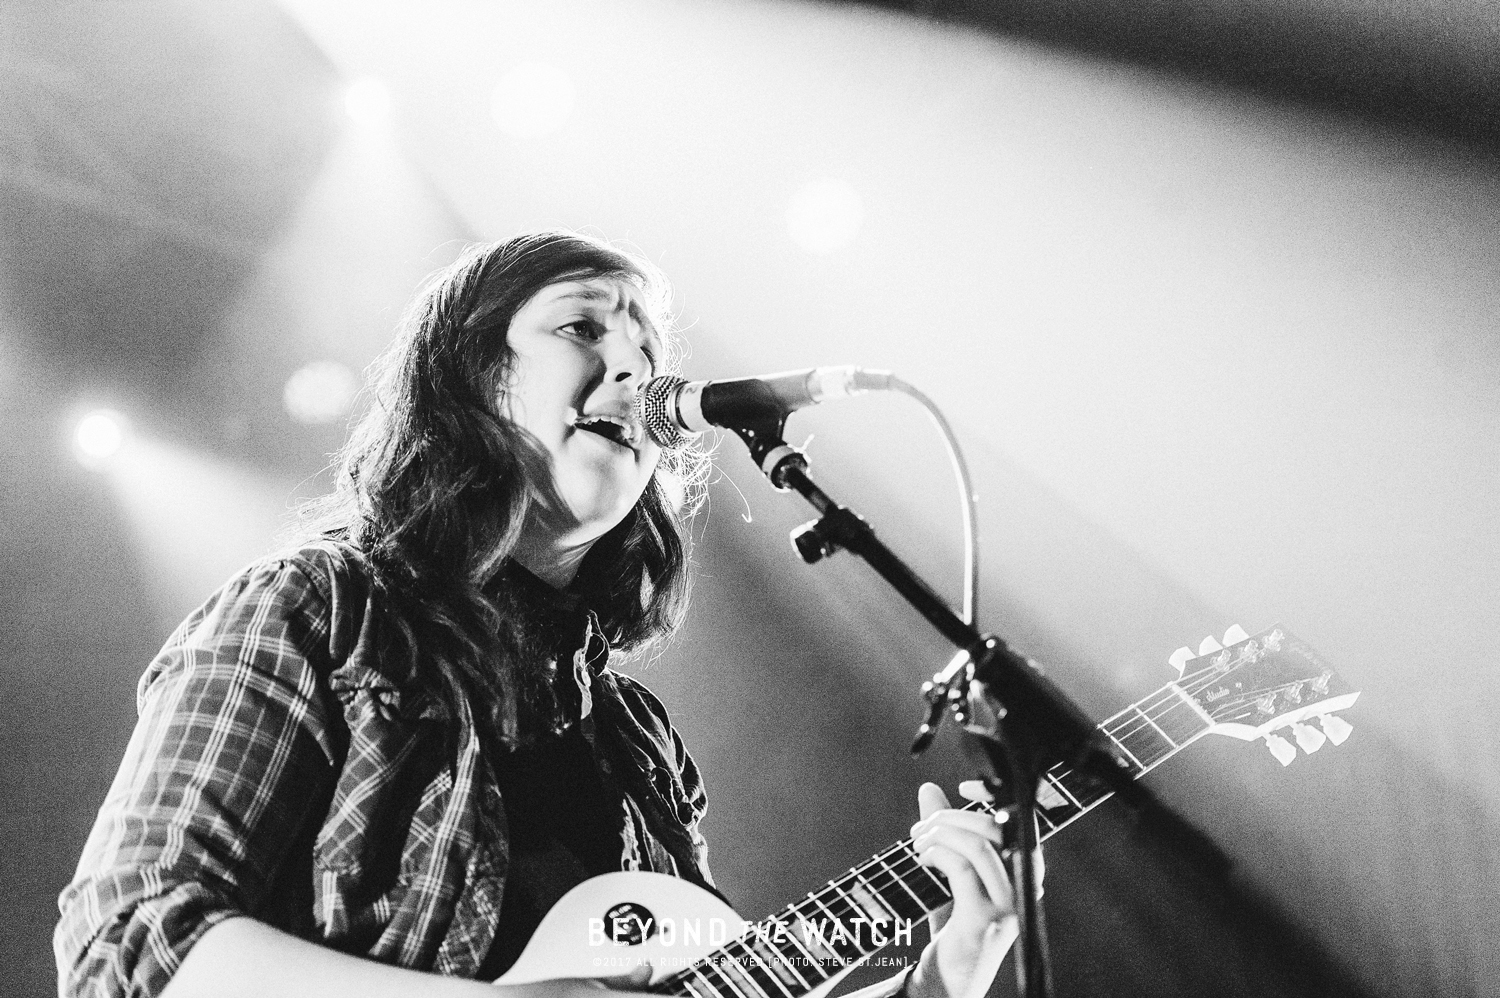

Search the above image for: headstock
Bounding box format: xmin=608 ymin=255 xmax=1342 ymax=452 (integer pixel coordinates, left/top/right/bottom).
xmin=1169 ymin=624 xmax=1359 ymax=766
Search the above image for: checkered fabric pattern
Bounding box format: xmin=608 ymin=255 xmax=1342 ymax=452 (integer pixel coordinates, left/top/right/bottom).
xmin=54 ymin=542 xmax=713 ymax=998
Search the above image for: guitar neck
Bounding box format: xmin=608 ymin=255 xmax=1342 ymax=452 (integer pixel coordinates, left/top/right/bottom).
xmin=650 ymin=675 xmax=1216 ymax=998
xmin=1033 ymin=673 xmax=1216 ymax=839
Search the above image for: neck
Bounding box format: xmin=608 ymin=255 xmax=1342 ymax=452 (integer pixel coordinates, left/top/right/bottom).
xmin=509 ymin=533 xmax=595 ymax=589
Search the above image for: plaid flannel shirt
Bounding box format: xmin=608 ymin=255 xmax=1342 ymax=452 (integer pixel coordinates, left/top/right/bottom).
xmin=54 ymin=541 xmax=714 ymax=998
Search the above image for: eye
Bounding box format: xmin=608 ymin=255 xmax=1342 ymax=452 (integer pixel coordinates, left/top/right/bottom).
xmin=559 ymin=319 xmax=603 ymax=342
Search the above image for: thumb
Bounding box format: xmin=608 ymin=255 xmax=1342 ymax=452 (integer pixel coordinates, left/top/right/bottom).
xmin=918 ymin=781 xmax=952 ymax=820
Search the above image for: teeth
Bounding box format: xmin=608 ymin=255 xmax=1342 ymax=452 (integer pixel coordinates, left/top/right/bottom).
xmin=572 ymin=412 xmax=641 ymax=448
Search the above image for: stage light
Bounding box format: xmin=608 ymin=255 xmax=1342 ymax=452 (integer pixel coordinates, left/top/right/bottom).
xmin=73 ymin=409 xmax=128 ymax=467
xmin=344 ymin=77 xmax=391 ymax=125
xmin=786 ymin=178 xmax=864 ymax=255
xmin=283 ymin=360 xmax=360 ymax=425
xmin=491 ymin=61 xmax=576 ymax=138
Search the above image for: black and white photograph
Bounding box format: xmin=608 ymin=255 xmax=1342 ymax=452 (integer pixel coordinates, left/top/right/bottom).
xmin=2 ymin=2 xmax=1496 ymax=997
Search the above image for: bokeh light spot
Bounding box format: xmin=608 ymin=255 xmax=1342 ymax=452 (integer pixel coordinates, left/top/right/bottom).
xmin=786 ymin=178 xmax=865 ymax=254
xmin=74 ymin=409 xmax=127 ymax=467
xmin=491 ymin=62 xmax=577 ymax=138
xmin=284 ymin=360 xmax=360 ymax=425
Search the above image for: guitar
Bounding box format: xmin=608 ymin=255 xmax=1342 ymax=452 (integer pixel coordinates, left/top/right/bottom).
xmin=497 ymin=625 xmax=1358 ymax=998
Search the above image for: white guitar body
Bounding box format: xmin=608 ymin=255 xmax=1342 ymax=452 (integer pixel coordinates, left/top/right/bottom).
xmin=494 ymin=871 xmax=857 ymax=998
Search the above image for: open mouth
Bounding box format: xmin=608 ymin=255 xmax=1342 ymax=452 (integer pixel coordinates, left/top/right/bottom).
xmin=571 ymin=412 xmax=641 ymax=450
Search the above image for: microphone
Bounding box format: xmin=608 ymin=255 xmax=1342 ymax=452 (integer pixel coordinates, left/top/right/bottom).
xmin=634 ymin=367 xmax=893 ymax=449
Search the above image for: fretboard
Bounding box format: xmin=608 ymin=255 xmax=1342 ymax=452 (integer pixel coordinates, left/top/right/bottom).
xmin=649 ymin=672 xmax=1218 ymax=998
xmin=1030 ymin=674 xmax=1214 ymax=838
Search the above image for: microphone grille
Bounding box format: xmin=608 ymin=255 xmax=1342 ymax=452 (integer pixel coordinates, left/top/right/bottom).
xmin=634 ymin=376 xmax=693 ymax=451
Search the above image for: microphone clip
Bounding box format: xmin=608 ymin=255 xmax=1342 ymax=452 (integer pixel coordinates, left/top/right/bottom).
xmin=790 ymin=506 xmax=872 ymax=565
xmin=729 ymin=419 xmax=807 ymax=492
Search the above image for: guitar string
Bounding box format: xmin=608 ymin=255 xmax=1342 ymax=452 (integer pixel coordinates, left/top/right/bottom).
xmin=1048 ymin=664 xmax=1238 ymax=793
xmin=1105 ymin=637 xmax=1318 ymax=748
xmin=1000 ymin=658 xmax=1271 ymax=820
xmin=657 ymin=664 xmax=1243 ymax=996
xmin=654 ymin=654 xmax=1297 ymax=998
xmin=1091 ymin=651 xmax=1274 ymax=754
xmin=1101 ymin=675 xmax=1297 ymax=759
xmin=1040 ymin=662 xmax=1308 ymax=813
xmin=653 ymin=839 xmax=952 ymax=997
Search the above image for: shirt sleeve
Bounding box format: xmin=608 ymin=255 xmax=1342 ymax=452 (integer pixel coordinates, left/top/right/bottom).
xmin=54 ymin=558 xmax=343 ymax=998
xmin=668 ymin=720 xmax=715 ymax=887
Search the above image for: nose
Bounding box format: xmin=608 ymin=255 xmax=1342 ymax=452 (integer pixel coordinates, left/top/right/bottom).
xmin=604 ymin=329 xmax=653 ymax=386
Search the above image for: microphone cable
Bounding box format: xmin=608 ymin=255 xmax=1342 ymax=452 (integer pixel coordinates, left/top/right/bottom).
xmin=885 ymin=375 xmax=979 ymax=627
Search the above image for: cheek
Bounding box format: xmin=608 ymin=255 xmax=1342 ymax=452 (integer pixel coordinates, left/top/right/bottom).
xmin=498 ymin=368 xmax=560 ymax=439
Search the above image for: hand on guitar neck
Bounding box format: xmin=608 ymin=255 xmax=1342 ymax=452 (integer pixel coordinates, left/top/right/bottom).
xmin=492 ymin=782 xmax=1037 ymax=998
xmin=905 ymin=782 xmax=1042 ymax=998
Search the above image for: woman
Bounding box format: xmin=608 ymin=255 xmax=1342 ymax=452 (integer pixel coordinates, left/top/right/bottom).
xmin=55 ymin=232 xmax=1023 ymax=998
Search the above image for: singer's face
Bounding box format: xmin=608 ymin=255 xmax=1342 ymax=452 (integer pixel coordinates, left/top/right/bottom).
xmin=501 ymin=276 xmax=664 ymax=545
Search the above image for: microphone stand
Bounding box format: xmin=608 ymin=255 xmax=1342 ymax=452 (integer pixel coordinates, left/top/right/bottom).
xmin=729 ymin=420 xmax=1150 ymax=998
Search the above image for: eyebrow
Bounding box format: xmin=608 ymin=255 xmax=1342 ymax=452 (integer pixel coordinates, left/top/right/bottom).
xmin=553 ymin=286 xmax=663 ymax=346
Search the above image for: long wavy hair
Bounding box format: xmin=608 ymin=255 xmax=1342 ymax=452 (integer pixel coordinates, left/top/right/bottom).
xmin=301 ymin=231 xmax=707 ymax=745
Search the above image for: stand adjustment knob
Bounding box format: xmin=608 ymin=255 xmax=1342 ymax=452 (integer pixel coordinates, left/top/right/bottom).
xmin=790 ymin=519 xmax=838 ymax=564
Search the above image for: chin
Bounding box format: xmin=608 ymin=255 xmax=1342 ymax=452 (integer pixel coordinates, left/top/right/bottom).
xmin=560 ymin=493 xmax=639 ymax=541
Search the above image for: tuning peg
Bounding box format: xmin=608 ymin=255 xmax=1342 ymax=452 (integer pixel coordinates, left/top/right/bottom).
xmin=1318 ymin=713 xmax=1353 ymax=746
xmin=1264 ymin=733 xmax=1297 ymax=767
xmin=1198 ymin=635 xmax=1224 ymax=656
xmin=1291 ymin=722 xmax=1327 ymax=753
xmin=1168 ymin=647 xmax=1194 ymax=675
xmin=1221 ymin=624 xmax=1249 ymax=646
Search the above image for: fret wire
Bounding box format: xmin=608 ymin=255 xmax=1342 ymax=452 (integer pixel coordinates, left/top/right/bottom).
xmin=664 ymin=814 xmax=990 ymax=998
xmin=717 ymin=945 xmax=775 ymax=998
xmin=753 ymin=921 xmax=817 ymax=989
xmin=1106 ymin=712 xmax=1176 ymax=768
xmin=665 ymin=661 xmax=1260 ymax=998
xmin=840 ymin=876 xmax=891 ymax=927
xmin=1103 ymin=685 xmax=1196 ymax=747
xmin=1119 ymin=665 xmax=1225 ymax=735
xmin=697 ymin=961 xmax=751 ymax=998
xmin=905 ymin=848 xmax=951 ymax=899
xmin=1098 ymin=670 xmax=1223 ymax=754
xmin=653 ymin=965 xmax=691 ymax=997
xmin=1128 ymin=699 xmax=1206 ymax=747
xmin=846 ymin=858 xmax=924 ymax=918
xmin=812 ymin=881 xmax=860 ymax=925
xmin=779 ymin=858 xmax=924 ymax=965
xmin=1040 ymin=771 xmax=1084 ymax=811
xmin=783 ymin=895 xmax=838 ymax=965
xmin=870 ymin=849 xmax=930 ymax=911
xmin=833 ymin=861 xmax=924 ymax=925
xmin=1092 ymin=693 xmax=1194 ymax=762
xmin=796 ymin=894 xmax=850 ymax=968
xmin=682 ymin=970 xmax=723 ymax=998
xmin=1101 ymin=731 xmax=1146 ymax=771
xmin=1045 ymin=689 xmax=1213 ymax=814
xmin=1169 ymin=681 xmax=1220 ymax=727
xmin=806 ymin=890 xmax=863 ymax=962
xmin=650 ymin=971 xmax=687 ymax=998
xmin=1035 ymin=801 xmax=1091 ymax=839
xmin=839 ymin=866 xmax=916 ymax=954
xmin=1048 ymin=767 xmax=1110 ymax=810
xmin=729 ymin=937 xmax=794 ymax=998
xmin=849 ymin=868 xmax=902 ymax=923
xmin=1133 ymin=704 xmax=1178 ymax=747
xmin=864 ymin=850 xmax=948 ymax=928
